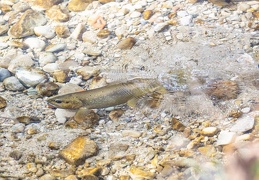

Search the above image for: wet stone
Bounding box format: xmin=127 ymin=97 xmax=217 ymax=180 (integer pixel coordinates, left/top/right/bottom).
xmin=9 ymin=150 xmax=23 ymax=160
xmin=108 ymin=109 xmax=124 ymax=121
xmin=16 ymin=116 xmax=40 ymax=125
xmin=55 ymin=109 xmax=76 ymax=124
xmin=33 ymin=0 xmax=63 ymax=10
xmin=53 ymin=70 xmax=69 ymax=83
xmin=68 ymin=0 xmax=93 ymax=12
xmin=38 ymin=52 xmax=57 ymax=66
xmin=24 ymin=37 xmax=46 ymax=51
xmin=59 ymin=136 xmax=98 ymax=165
xmin=216 ymin=131 xmax=236 ymax=146
xmin=0 ymin=67 xmax=11 ymax=82
xmin=201 ymin=127 xmax=218 ymax=136
xmin=97 ymin=29 xmax=111 ymax=38
xmin=0 ymin=96 xmax=7 ymax=109
xmin=108 ymin=143 xmax=129 ymax=159
xmin=3 ymin=76 xmax=25 ymax=91
xmin=143 ymin=10 xmax=153 ymax=20
xmin=46 ymin=5 xmax=70 ymax=22
xmin=55 ymin=25 xmax=70 ymax=38
xmin=117 ymin=37 xmax=136 ymax=49
xmin=15 ymin=67 xmax=47 ymax=87
xmin=36 ymin=82 xmax=59 ymax=97
xmin=8 ymin=9 xmax=47 ymax=38
xmin=73 ymin=108 xmax=99 ymax=129
xmin=8 ymin=54 xmax=34 ymax=73
xmin=230 ymin=115 xmax=255 ymax=133
xmin=76 ymin=66 xmax=99 ymax=80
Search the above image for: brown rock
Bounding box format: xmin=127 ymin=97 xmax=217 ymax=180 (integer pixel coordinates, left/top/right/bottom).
xmin=36 ymin=82 xmax=59 ymax=97
xmin=8 ymin=40 xmax=27 ymax=49
xmin=97 ymin=29 xmax=110 ymax=38
xmin=73 ymin=108 xmax=99 ymax=129
xmin=8 ymin=9 xmax=47 ymax=38
xmin=46 ymin=5 xmax=69 ymax=22
xmin=208 ymin=0 xmax=230 ymax=7
xmin=76 ymin=66 xmax=99 ymax=80
xmin=79 ymin=167 xmax=101 ymax=178
xmin=119 ymin=175 xmax=130 ymax=180
xmin=16 ymin=116 xmax=40 ymax=125
xmin=98 ymin=0 xmax=114 ymax=3
xmin=34 ymin=0 xmax=63 ymax=9
xmin=129 ymin=166 xmax=155 ymax=179
xmin=0 ymin=4 xmax=12 ymax=13
xmin=48 ymin=141 xmax=60 ymax=150
xmin=117 ymin=37 xmax=136 ymax=49
xmin=49 ymin=168 xmax=75 ymax=178
xmin=68 ymin=0 xmax=93 ymax=12
xmin=0 ymin=96 xmax=7 ymax=109
xmin=205 ymin=80 xmax=239 ymax=100
xmin=59 ymin=136 xmax=98 ymax=165
xmin=53 ymin=70 xmax=69 ymax=83
xmin=55 ymin=25 xmax=70 ymax=38
xmin=142 ymin=10 xmax=153 ymax=20
xmin=198 ymin=145 xmax=217 ymax=157
xmin=171 ymin=118 xmax=186 ymax=132
xmin=108 ymin=109 xmax=124 ymax=121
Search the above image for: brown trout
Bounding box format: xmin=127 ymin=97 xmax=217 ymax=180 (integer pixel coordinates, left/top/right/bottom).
xmin=47 ymin=78 xmax=167 ymax=110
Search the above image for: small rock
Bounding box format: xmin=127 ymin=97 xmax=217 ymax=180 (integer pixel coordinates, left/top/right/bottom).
xmin=39 ymin=174 xmax=55 ymax=180
xmin=179 ymin=15 xmax=193 ymax=26
xmin=198 ymin=145 xmax=216 ymax=157
xmin=230 ymin=115 xmax=255 ymax=133
xmin=26 ymin=163 xmax=37 ymax=173
xmin=16 ymin=116 xmax=40 ymax=125
xmin=142 ymin=10 xmax=153 ymax=20
xmin=88 ymin=15 xmax=106 ymax=30
xmin=122 ymin=130 xmax=142 ymax=138
xmin=0 ymin=68 xmax=11 ymax=82
xmin=42 ymin=63 xmax=59 ymax=73
xmin=130 ymin=166 xmax=155 ymax=179
xmin=26 ymin=124 xmax=39 ymax=135
xmin=130 ymin=11 xmax=141 ymax=18
xmin=11 ymin=123 xmax=25 ymax=133
xmin=24 ymin=37 xmax=46 ymax=51
xmin=89 ymin=76 xmax=106 ymax=89
xmin=109 ymin=109 xmax=124 ymax=121
xmin=8 ymin=9 xmax=47 ymax=38
xmin=0 ymin=24 xmax=9 ymax=35
xmin=172 ymin=118 xmax=186 ymax=132
xmin=59 ymin=136 xmax=98 ymax=165
xmin=154 ymin=22 xmax=168 ymax=32
xmin=45 ymin=43 xmax=66 ymax=52
xmin=98 ymin=0 xmax=114 ymax=3
xmin=34 ymin=26 xmax=55 ymax=39
xmin=201 ymin=127 xmax=218 ymax=136
xmin=8 ymin=41 xmax=27 ymax=49
xmin=55 ymin=25 xmax=70 ymax=38
xmin=53 ymin=70 xmax=69 ymax=83
xmin=9 ymin=150 xmax=22 ymax=160
xmin=46 ymin=5 xmax=69 ymax=22
xmin=15 ymin=67 xmax=47 ymax=87
xmin=76 ymin=66 xmax=99 ymax=80
xmin=0 ymin=96 xmax=7 ymax=109
xmin=216 ymin=131 xmax=236 ymax=146
xmin=38 ymin=52 xmax=57 ymax=66
xmin=36 ymin=82 xmax=59 ymax=97
xmin=48 ymin=141 xmax=60 ymax=150
xmin=73 ymin=108 xmax=99 ymax=129
xmin=57 ymin=83 xmax=84 ymax=95
xmin=97 ymin=29 xmax=110 ymax=38
xmin=33 ymin=0 xmax=63 ymax=10
xmin=8 ymin=54 xmax=34 ymax=73
xmin=117 ymin=37 xmax=136 ymax=49
xmin=241 ymin=107 xmax=251 ymax=114
xmin=70 ymin=23 xmax=85 ymax=40
xmin=65 ymin=175 xmax=78 ymax=180
xmin=55 ymin=109 xmax=76 ymax=124
xmin=82 ymin=31 xmax=97 ymax=43
xmin=238 ymin=2 xmax=251 ymax=12
xmin=68 ymin=0 xmax=92 ymax=12
xmin=208 ymin=0 xmax=229 ymax=6
xmin=3 ymin=76 xmax=25 ymax=91
xmin=83 ymin=45 xmax=102 ymax=56
xmin=108 ymin=143 xmax=129 ymax=159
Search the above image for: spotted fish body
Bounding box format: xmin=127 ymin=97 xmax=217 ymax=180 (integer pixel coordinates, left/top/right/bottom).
xmin=47 ymin=78 xmax=167 ymax=110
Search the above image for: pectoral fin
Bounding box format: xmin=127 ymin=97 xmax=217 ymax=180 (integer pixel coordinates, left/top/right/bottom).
xmin=127 ymin=98 xmax=139 ymax=108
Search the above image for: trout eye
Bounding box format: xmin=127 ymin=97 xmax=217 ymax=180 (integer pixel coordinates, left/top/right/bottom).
xmin=54 ymin=99 xmax=62 ymax=104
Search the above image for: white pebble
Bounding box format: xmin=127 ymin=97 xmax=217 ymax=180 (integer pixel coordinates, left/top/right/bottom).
xmin=130 ymin=11 xmax=141 ymax=18
xmin=216 ymin=131 xmax=236 ymax=146
xmin=34 ymin=26 xmax=55 ymax=39
xmin=38 ymin=52 xmax=57 ymax=66
xmin=42 ymin=63 xmax=59 ymax=73
xmin=54 ymin=109 xmax=76 ymax=124
xmin=24 ymin=37 xmax=46 ymax=51
xmin=230 ymin=115 xmax=255 ymax=133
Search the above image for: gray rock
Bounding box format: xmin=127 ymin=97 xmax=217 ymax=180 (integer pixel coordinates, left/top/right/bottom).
xmin=11 ymin=123 xmax=25 ymax=133
xmin=8 ymin=54 xmax=34 ymax=73
xmin=3 ymin=76 xmax=25 ymax=91
xmin=15 ymin=67 xmax=47 ymax=87
xmin=230 ymin=115 xmax=255 ymax=133
xmin=38 ymin=52 xmax=57 ymax=66
xmin=0 ymin=68 xmax=11 ymax=82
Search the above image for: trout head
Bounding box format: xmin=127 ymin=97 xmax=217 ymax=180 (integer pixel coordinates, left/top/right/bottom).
xmin=47 ymin=94 xmax=84 ymax=109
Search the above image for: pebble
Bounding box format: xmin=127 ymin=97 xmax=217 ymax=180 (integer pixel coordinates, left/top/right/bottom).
xmin=16 ymin=116 xmax=40 ymax=125
xmin=122 ymin=130 xmax=142 ymax=138
xmin=0 ymin=96 xmax=7 ymax=109
xmin=216 ymin=131 xmax=236 ymax=146
xmin=154 ymin=22 xmax=168 ymax=32
xmin=45 ymin=43 xmax=66 ymax=52
xmin=33 ymin=0 xmax=63 ymax=10
xmin=108 ymin=143 xmax=129 ymax=159
xmin=58 ymin=83 xmax=84 ymax=94
xmin=39 ymin=174 xmax=56 ymax=180
xmin=201 ymin=127 xmax=218 ymax=136
xmin=46 ymin=5 xmax=69 ymax=22
xmin=36 ymin=82 xmax=59 ymax=97
xmin=15 ymin=67 xmax=47 ymax=87
xmin=179 ymin=15 xmax=193 ymax=26
xmin=11 ymin=123 xmax=25 ymax=133
xmin=108 ymin=109 xmax=124 ymax=121
xmin=230 ymin=115 xmax=255 ymax=133
xmin=9 ymin=150 xmax=22 ymax=160
xmin=59 ymin=136 xmax=98 ymax=165
xmin=38 ymin=52 xmax=57 ymax=66
xmin=0 ymin=67 xmax=11 ymax=82
xmin=97 ymin=29 xmax=111 ymax=38
xmin=8 ymin=9 xmax=47 ymax=38
xmin=55 ymin=25 xmax=70 ymax=38
xmin=142 ymin=10 xmax=153 ymax=20
xmin=117 ymin=37 xmax=136 ymax=49
xmin=34 ymin=26 xmax=56 ymax=39
xmin=3 ymin=76 xmax=25 ymax=91
xmin=76 ymin=66 xmax=99 ymax=80
xmin=70 ymin=23 xmax=85 ymax=40
xmin=0 ymin=24 xmax=9 ymax=35
xmin=42 ymin=63 xmax=59 ymax=73
xmin=130 ymin=166 xmax=155 ymax=179
xmin=54 ymin=109 xmax=76 ymax=124
xmin=53 ymin=70 xmax=69 ymax=83
xmin=130 ymin=11 xmax=141 ymax=18
xmin=8 ymin=54 xmax=34 ymax=73
xmin=73 ymin=108 xmax=99 ymax=128
xmin=68 ymin=0 xmax=91 ymax=12
xmin=82 ymin=31 xmax=97 ymax=43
